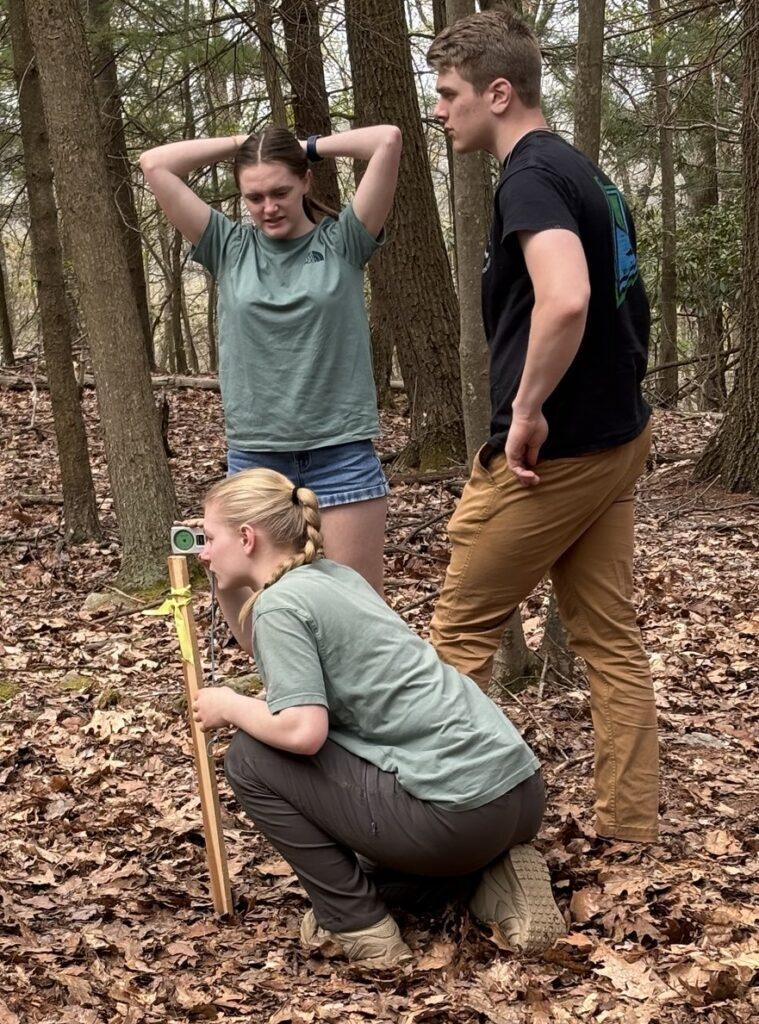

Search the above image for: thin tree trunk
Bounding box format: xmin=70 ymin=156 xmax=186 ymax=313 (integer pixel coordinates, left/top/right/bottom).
xmin=649 ymin=0 xmax=678 ymax=407
xmin=25 ymin=0 xmax=176 ymax=587
xmin=350 ymin=157 xmax=393 ymax=408
xmin=181 ymin=288 xmax=199 ymax=373
xmin=206 ymin=271 xmax=218 ymax=373
xmin=444 ymin=0 xmax=493 ymax=464
xmin=345 ymin=0 xmax=465 ymax=469
xmin=574 ymin=0 xmax=606 ymax=164
xmin=694 ymin=0 xmax=759 ymax=492
xmin=255 ymin=0 xmax=288 ymax=126
xmin=170 ymin=228 xmax=188 ymax=374
xmin=89 ymin=0 xmax=154 ymax=369
xmin=280 ymin=0 xmax=341 ymax=211
xmin=691 ymin=4 xmax=726 ymax=410
xmin=0 ymin=237 xmax=15 ymax=368
xmin=8 ymin=0 xmax=101 ymax=543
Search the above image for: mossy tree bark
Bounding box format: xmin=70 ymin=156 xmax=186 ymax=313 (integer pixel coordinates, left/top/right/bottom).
xmin=25 ymin=0 xmax=176 ymax=586
xmin=8 ymin=0 xmax=101 ymax=543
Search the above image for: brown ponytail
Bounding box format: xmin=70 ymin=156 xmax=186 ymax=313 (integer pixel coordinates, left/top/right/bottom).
xmin=233 ymin=126 xmax=339 ymax=223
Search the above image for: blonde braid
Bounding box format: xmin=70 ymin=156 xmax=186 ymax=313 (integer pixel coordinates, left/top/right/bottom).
xmin=259 ymin=486 xmax=324 ymax=593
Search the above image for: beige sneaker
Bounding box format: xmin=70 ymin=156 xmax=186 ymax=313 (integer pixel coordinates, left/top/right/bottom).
xmin=469 ymin=844 xmax=566 ymax=953
xmin=300 ymin=908 xmax=413 ymax=967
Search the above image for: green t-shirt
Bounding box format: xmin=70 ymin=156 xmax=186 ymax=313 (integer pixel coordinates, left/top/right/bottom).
xmin=251 ymin=560 xmax=540 ymax=811
xmin=191 ymin=204 xmax=382 ymax=451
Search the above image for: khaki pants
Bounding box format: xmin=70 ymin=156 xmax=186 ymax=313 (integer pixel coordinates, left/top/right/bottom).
xmin=430 ymin=423 xmax=659 ymax=841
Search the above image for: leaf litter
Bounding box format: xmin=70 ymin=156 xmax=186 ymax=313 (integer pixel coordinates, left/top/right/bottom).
xmin=0 ymin=387 xmax=757 ymax=1023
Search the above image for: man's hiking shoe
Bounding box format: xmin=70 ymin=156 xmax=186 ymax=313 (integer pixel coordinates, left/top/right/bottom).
xmin=469 ymin=844 xmax=566 ymax=953
xmin=300 ymin=908 xmax=413 ymax=967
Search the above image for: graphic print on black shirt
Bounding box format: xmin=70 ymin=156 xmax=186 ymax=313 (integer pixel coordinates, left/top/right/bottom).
xmin=481 ymin=131 xmax=651 ymax=461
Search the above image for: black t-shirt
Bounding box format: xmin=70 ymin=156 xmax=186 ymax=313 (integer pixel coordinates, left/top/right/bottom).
xmin=482 ymin=130 xmax=651 ymax=460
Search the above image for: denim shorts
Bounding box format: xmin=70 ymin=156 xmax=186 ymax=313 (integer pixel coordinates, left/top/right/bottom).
xmin=227 ymin=440 xmax=390 ymax=509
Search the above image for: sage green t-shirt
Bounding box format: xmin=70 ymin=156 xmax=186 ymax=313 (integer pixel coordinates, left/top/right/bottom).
xmin=251 ymin=560 xmax=540 ymax=811
xmin=191 ymin=204 xmax=382 ymax=451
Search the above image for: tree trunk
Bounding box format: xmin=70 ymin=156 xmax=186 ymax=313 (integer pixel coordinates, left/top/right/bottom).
xmin=648 ymin=0 xmax=678 ymax=407
xmin=491 ymin=614 xmax=540 ymax=693
xmin=694 ymin=0 xmax=759 ymax=493
xmin=540 ymin=589 xmax=578 ymax=681
xmin=255 ymin=0 xmax=288 ymax=126
xmin=345 ymin=0 xmax=465 ymax=469
xmin=444 ymin=0 xmax=493 ymax=465
xmin=0 ymin=236 xmax=15 ymax=368
xmin=350 ymin=157 xmax=394 ymax=409
xmin=8 ymin=0 xmax=101 ymax=543
xmin=25 ymin=0 xmax=176 ymax=587
xmin=573 ymin=0 xmax=606 ymax=164
xmin=206 ymin=270 xmax=218 ymax=372
xmin=691 ymin=4 xmax=726 ymax=410
xmin=181 ymin=286 xmax=199 ymax=373
xmin=89 ymin=0 xmax=154 ymax=370
xmin=170 ymin=227 xmax=188 ymax=374
xmin=280 ymin=0 xmax=341 ymax=211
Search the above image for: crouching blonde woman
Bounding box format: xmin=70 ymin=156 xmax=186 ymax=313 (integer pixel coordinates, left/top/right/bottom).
xmin=194 ymin=468 xmax=566 ymax=967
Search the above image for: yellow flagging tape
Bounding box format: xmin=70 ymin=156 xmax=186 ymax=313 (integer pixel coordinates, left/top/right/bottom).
xmin=144 ymin=586 xmax=195 ymax=664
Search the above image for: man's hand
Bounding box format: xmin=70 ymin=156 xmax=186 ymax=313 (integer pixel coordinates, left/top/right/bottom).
xmin=193 ymin=686 xmax=234 ymax=732
xmin=505 ymin=411 xmax=548 ymax=486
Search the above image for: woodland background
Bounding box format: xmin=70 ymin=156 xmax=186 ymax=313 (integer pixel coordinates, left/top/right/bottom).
xmin=0 ymin=1 xmax=757 ymax=1022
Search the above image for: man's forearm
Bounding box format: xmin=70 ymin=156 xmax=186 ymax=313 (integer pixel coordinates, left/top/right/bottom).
xmin=512 ymin=302 xmax=587 ymax=417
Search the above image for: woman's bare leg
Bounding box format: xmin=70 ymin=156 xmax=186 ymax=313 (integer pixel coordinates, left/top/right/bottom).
xmin=320 ymin=497 xmax=387 ymax=597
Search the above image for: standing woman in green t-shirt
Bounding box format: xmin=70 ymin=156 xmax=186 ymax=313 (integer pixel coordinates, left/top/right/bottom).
xmin=139 ymin=126 xmax=402 ymax=594
xmin=191 ymin=467 xmax=566 ymax=968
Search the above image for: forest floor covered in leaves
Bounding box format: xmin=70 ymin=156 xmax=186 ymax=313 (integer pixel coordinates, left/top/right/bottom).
xmin=0 ymin=383 xmax=757 ymax=1024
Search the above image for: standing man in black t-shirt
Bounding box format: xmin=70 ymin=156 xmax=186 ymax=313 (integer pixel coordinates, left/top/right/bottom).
xmin=427 ymin=10 xmax=659 ymax=843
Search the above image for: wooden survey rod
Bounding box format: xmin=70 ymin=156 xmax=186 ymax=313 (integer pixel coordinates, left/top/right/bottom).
xmin=167 ymin=555 xmax=233 ymax=916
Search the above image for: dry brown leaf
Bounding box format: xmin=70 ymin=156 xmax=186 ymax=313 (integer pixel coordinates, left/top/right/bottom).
xmin=593 ymin=946 xmax=674 ymax=1002
xmin=703 ymin=828 xmax=743 ymax=856
xmin=258 ymin=857 xmax=295 ymax=877
xmin=570 ymin=886 xmax=603 ymax=922
xmin=416 ymin=940 xmax=457 ymax=970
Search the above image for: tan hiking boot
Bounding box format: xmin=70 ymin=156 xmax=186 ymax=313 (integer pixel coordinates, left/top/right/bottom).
xmin=469 ymin=844 xmax=566 ymax=954
xmin=300 ymin=908 xmax=413 ymax=967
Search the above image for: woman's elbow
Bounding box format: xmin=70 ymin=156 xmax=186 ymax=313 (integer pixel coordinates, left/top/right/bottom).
xmin=381 ymin=125 xmax=402 ymax=153
xmin=138 ymin=152 xmax=154 ymax=175
xmin=294 ymin=724 xmax=329 ymax=756
xmin=139 ymin=150 xmax=162 ymax=176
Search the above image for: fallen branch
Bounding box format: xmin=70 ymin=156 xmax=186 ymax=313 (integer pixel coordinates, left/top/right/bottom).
xmin=396 ymin=586 xmax=442 ymax=614
xmin=388 ymin=467 xmax=466 ymax=485
xmin=404 ymin=511 xmax=449 ymax=543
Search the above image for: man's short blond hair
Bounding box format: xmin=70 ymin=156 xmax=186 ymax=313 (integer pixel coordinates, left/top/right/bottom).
xmin=427 ymin=8 xmax=542 ymax=108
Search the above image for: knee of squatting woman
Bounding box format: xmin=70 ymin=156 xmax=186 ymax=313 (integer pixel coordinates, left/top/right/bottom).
xmin=194 ymin=468 xmax=566 ymax=968
xmin=140 ymin=125 xmax=401 ymax=597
